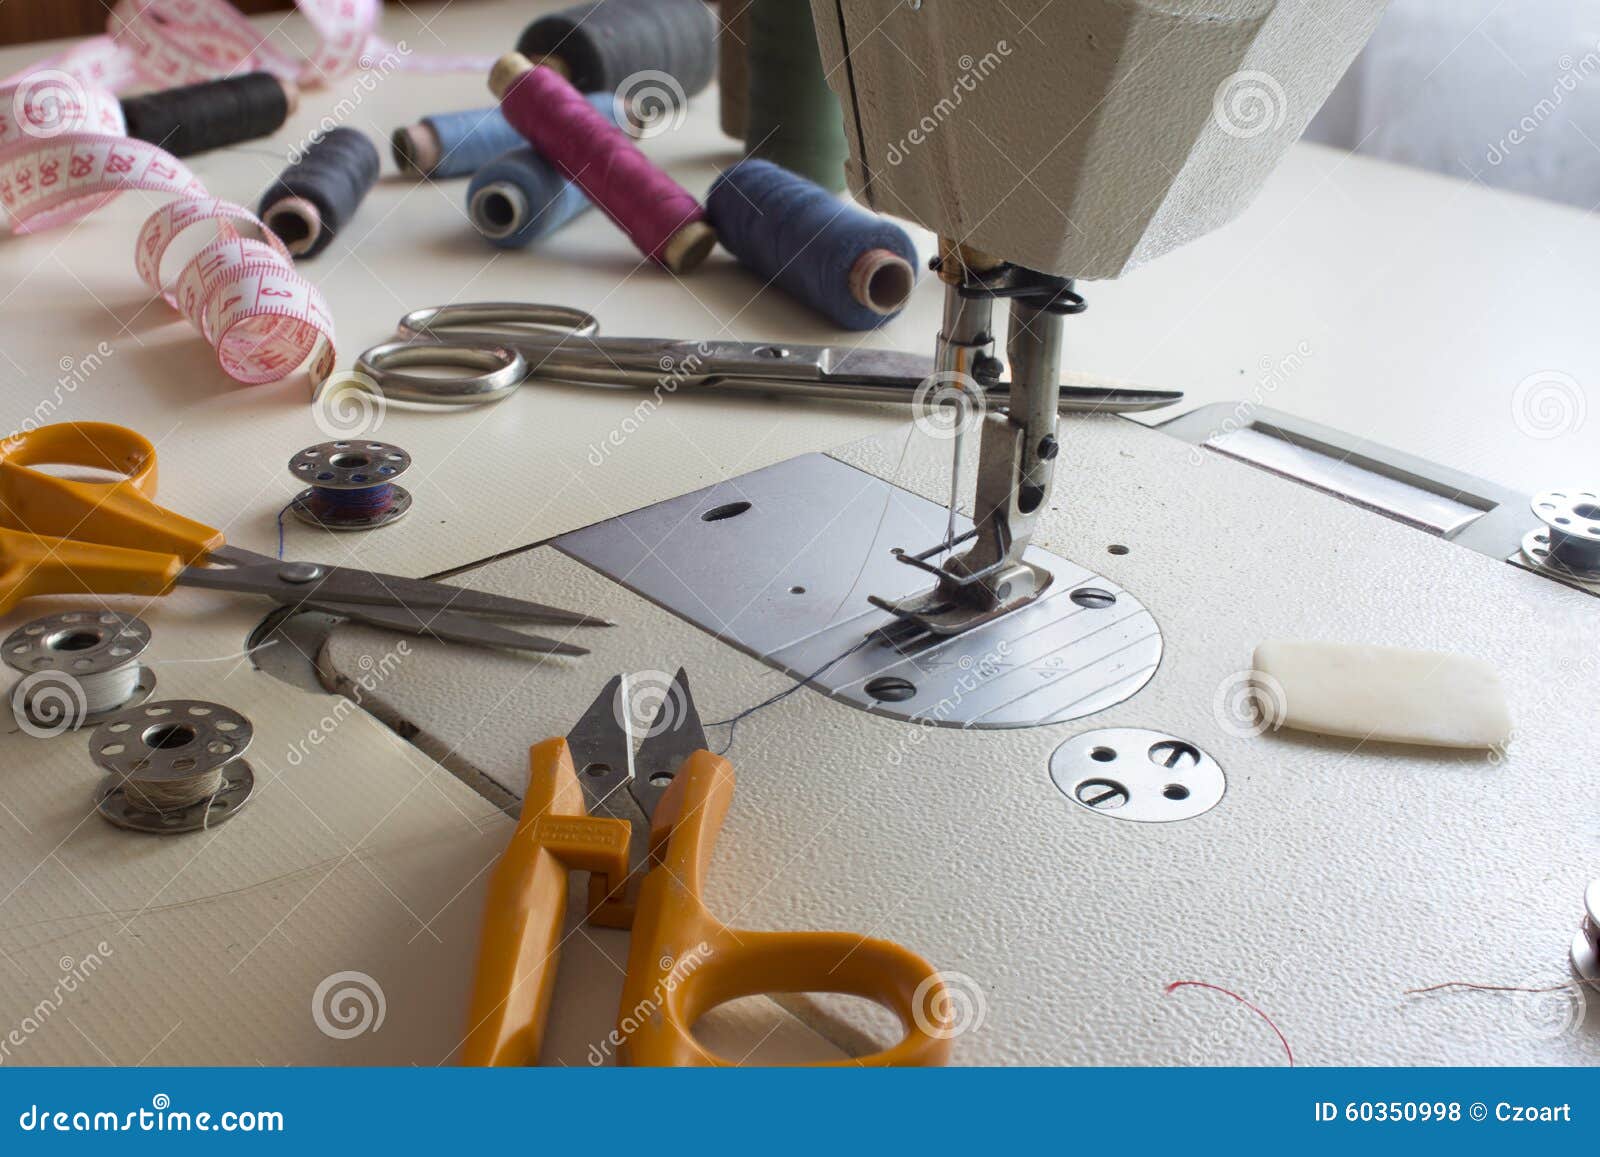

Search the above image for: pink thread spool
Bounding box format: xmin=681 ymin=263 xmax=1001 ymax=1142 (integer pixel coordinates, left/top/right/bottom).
xmin=489 ymin=52 xmax=716 ymax=274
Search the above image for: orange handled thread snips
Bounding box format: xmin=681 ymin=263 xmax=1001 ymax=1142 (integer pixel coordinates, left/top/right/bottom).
xmin=463 ymin=668 xmax=954 ymax=1066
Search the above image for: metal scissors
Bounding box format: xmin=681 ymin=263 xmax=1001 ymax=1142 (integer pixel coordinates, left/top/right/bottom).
xmin=464 ymin=668 xmax=952 ymax=1066
xmin=0 ymin=422 xmax=609 ymax=656
xmin=354 ymin=302 xmax=1184 ymax=412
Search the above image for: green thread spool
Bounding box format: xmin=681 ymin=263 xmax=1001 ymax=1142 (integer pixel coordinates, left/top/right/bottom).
xmin=718 ymin=0 xmax=750 ymax=141
xmin=744 ymin=0 xmax=847 ymax=191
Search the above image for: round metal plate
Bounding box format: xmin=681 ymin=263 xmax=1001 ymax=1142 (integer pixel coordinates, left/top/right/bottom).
xmin=97 ymin=759 xmax=254 ymax=834
xmin=1050 ymin=728 xmax=1226 ymax=823
xmin=289 ymin=440 xmax=411 ymax=489
xmin=89 ymin=700 xmax=252 ymax=781
xmin=2 ymin=610 xmax=150 ymax=676
xmin=290 ymin=484 xmax=413 ymax=530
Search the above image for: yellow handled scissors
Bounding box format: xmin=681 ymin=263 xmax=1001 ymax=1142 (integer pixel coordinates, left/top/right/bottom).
xmin=464 ymin=668 xmax=953 ymax=1066
xmin=0 ymin=422 xmax=610 ymax=654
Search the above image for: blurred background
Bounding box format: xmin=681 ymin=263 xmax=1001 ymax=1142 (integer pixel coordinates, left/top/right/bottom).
xmin=1 ymin=0 xmax=1597 ymax=210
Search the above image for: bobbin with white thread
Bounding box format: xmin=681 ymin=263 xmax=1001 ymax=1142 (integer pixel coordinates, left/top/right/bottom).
xmin=90 ymin=700 xmax=254 ymax=834
xmin=4 ymin=611 xmax=155 ymax=733
xmin=1572 ymin=880 xmax=1600 ymax=983
xmin=288 ymin=440 xmax=413 ymax=531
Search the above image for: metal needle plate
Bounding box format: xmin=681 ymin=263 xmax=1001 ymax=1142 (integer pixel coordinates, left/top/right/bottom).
xmin=556 ymin=453 xmax=1162 ymax=728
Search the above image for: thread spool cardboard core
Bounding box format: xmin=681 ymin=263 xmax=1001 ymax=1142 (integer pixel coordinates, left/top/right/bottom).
xmin=488 ymin=52 xmax=537 ymax=100
xmin=849 ymin=248 xmax=915 ymax=315
xmin=663 ymin=221 xmax=717 ymax=274
xmin=264 ymin=196 xmax=323 ymax=255
xmin=470 ymin=182 xmax=529 ymax=240
xmin=392 ymin=122 xmax=441 ymax=175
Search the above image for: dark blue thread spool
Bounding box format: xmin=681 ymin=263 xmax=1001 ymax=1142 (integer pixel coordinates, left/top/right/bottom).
xmin=258 ymin=127 xmax=381 ymax=260
xmin=705 ymin=158 xmax=918 ymax=331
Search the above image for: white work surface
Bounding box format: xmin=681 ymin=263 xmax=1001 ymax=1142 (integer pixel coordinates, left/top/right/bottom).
xmin=0 ymin=0 xmax=1594 ymax=1066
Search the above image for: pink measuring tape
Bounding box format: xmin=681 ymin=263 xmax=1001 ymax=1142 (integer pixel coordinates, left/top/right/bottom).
xmin=0 ymin=0 xmax=491 ymax=387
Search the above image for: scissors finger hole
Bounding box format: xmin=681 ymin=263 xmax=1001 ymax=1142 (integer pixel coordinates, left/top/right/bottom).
xmin=689 ymin=993 xmax=908 ymax=1063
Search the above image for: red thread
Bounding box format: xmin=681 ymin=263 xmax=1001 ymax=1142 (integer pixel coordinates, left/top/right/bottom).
xmin=1164 ymin=980 xmax=1295 ymax=1066
xmin=499 ymin=64 xmax=704 ymax=266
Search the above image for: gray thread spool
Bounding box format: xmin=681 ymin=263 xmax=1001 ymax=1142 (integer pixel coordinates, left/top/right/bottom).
xmin=288 ymin=440 xmax=413 ymax=531
xmin=90 ymin=700 xmax=254 ymax=834
xmin=4 ymin=611 xmax=155 ymax=734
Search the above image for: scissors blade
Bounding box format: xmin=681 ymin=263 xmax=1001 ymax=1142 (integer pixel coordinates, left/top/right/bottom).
xmin=192 ymin=547 xmax=612 ymax=626
xmin=566 ymin=674 xmax=638 ymax=818
xmin=315 ymin=600 xmax=589 ymax=656
xmin=687 ymin=343 xmax=1184 ymax=414
xmin=630 ymin=667 xmax=708 ymax=819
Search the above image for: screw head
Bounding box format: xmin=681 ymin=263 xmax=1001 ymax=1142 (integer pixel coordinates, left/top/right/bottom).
xmin=1075 ymin=778 xmax=1128 ymax=810
xmin=1148 ymin=740 xmax=1201 ymax=770
xmin=277 ymin=562 xmax=324 ymax=584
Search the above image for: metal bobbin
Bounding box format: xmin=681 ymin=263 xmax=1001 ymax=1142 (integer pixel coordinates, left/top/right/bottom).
xmin=1521 ymin=489 xmax=1600 ymax=584
xmin=3 ymin=611 xmax=155 ymax=733
xmin=288 ymin=439 xmax=412 ymax=531
xmin=89 ymin=700 xmax=254 ymax=833
xmin=1572 ymin=880 xmax=1600 ymax=984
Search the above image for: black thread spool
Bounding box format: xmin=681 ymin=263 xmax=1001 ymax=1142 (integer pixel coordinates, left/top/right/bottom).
xmin=258 ymin=127 xmax=381 ymax=259
xmin=288 ymin=440 xmax=412 ymax=531
xmin=120 ymin=72 xmax=297 ymax=158
xmin=516 ymin=0 xmax=716 ymax=98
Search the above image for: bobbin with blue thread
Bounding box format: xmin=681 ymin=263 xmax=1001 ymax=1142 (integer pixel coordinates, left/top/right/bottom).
xmin=288 ymin=440 xmax=412 ymax=531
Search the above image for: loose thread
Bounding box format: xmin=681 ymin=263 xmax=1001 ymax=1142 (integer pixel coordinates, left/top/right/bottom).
xmin=708 ymin=634 xmax=878 ymax=755
xmin=1164 ymin=980 xmax=1295 ymax=1067
xmin=1404 ymin=978 xmax=1597 ymax=996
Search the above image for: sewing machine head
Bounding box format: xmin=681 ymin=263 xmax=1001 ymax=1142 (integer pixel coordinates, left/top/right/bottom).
xmin=808 ymin=1 xmax=1385 ymax=637
xmin=809 ymin=0 xmax=1385 ymax=278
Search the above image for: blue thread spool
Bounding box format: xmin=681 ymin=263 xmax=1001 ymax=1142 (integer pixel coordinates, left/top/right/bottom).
xmin=288 ymin=441 xmax=412 ymax=531
xmin=392 ymin=107 xmax=526 ymax=179
xmin=466 ymin=94 xmax=620 ymax=249
xmin=705 ymin=159 xmax=918 ymax=331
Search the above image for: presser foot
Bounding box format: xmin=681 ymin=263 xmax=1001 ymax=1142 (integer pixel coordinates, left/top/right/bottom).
xmin=868 ymin=557 xmax=1054 ymax=637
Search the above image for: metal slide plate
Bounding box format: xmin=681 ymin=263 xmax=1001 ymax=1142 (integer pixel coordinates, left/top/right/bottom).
xmin=555 ymin=454 xmax=1161 ymax=728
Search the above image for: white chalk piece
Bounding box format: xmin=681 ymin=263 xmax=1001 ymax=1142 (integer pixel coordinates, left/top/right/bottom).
xmin=1251 ymin=640 xmax=1512 ymax=749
